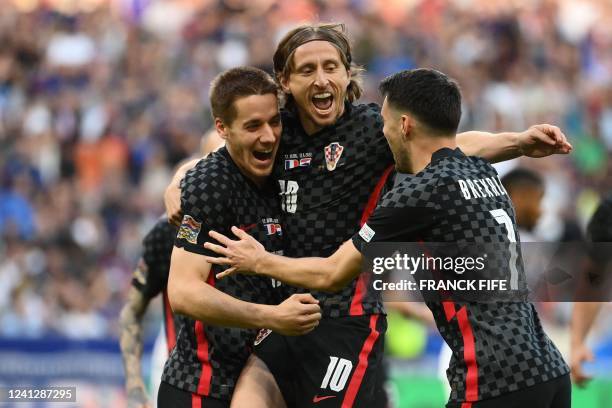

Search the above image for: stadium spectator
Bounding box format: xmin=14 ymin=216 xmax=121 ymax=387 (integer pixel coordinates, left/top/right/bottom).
xmin=0 ymin=0 xmax=609 ymax=342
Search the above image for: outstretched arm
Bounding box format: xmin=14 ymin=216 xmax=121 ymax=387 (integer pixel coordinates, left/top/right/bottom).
xmin=457 ymin=124 xmax=572 ymax=163
xmin=168 ymin=246 xmax=321 ymax=336
xmin=205 ymin=227 xmax=363 ymax=292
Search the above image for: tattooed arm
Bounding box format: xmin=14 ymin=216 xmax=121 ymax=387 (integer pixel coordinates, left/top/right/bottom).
xmin=119 ymin=282 xmax=153 ymax=408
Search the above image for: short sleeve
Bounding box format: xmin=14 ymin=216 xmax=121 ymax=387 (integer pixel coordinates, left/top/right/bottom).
xmin=131 ymin=220 xmax=177 ymax=298
xmin=130 ymin=257 xmax=158 ymax=298
xmin=175 ymin=164 xmax=233 ymax=256
xmin=351 ymin=204 xmax=440 ymax=254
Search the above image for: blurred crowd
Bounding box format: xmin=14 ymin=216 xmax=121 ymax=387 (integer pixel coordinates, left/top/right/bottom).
xmin=0 ymin=0 xmax=611 ymax=339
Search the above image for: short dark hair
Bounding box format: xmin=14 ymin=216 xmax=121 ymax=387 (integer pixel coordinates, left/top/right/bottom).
xmin=209 ymin=67 xmax=278 ymax=125
xmin=379 ymin=69 xmax=462 ymax=135
xmin=501 ymin=168 xmax=544 ymax=192
xmin=273 ymin=23 xmax=364 ymax=109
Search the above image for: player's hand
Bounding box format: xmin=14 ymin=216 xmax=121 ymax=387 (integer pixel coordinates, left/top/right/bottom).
xmin=517 ymin=124 xmax=572 ymax=158
xmin=164 ymin=178 xmax=183 ymax=226
xmin=204 ymin=226 xmax=267 ymax=278
xmin=127 ymin=386 xmax=151 ymax=408
xmin=570 ymin=343 xmax=594 ymax=387
xmin=270 ymin=293 xmax=321 ymax=336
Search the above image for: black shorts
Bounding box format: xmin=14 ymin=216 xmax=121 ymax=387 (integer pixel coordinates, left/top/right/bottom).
xmin=158 ymin=381 xmax=229 ymax=408
xmin=254 ymin=314 xmax=387 ymax=408
xmin=446 ymin=374 xmax=571 ymax=408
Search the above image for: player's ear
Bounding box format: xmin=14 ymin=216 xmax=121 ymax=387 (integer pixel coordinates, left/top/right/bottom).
xmin=279 ymin=74 xmax=291 ymax=94
xmin=400 ymin=114 xmax=413 ymax=140
xmin=214 ymin=118 xmax=229 ymax=140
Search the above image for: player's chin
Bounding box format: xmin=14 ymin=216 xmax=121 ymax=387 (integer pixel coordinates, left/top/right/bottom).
xmin=248 ymin=159 xmax=274 ymax=177
xmin=310 ymin=108 xmax=340 ymax=128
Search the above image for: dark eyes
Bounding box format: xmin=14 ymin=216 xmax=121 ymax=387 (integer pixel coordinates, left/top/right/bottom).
xmin=245 ymin=119 xmax=280 ymax=131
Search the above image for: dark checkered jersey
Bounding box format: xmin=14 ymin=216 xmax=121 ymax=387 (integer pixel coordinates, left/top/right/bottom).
xmin=131 ymin=217 xmax=186 ymax=353
xmin=276 ymin=102 xmax=393 ymax=318
xmin=352 ymin=148 xmax=569 ymax=403
xmin=162 ymin=146 xmax=283 ymax=400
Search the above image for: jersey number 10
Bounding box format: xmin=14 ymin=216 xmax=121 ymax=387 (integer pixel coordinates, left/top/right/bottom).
xmin=279 ymin=180 xmax=299 ymax=213
xmin=320 ymin=356 xmax=353 ymax=392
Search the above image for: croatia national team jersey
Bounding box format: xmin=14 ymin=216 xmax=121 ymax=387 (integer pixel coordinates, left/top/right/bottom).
xmin=352 ymin=148 xmax=569 ymax=403
xmin=131 ymin=217 xmax=186 ymax=354
xmin=162 ymin=147 xmax=283 ymax=400
xmin=276 ymin=102 xmax=393 ymax=317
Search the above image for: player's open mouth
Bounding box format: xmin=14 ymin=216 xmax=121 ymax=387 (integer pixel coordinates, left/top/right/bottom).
xmin=253 ymin=150 xmax=273 ymax=162
xmin=312 ymin=92 xmax=333 ymax=113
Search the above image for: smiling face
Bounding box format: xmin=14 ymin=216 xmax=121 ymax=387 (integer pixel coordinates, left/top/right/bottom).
xmin=216 ymin=93 xmax=281 ymax=186
xmin=280 ymin=41 xmax=351 ymax=135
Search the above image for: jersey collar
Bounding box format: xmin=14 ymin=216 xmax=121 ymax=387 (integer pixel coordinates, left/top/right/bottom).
xmin=281 ymin=101 xmax=354 ymax=144
xmin=430 ymin=147 xmax=466 ymax=164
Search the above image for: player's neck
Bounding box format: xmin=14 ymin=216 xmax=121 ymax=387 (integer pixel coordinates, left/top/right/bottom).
xmin=297 ymin=103 xmax=346 ymax=136
xmin=300 ymin=115 xmax=323 ymax=136
xmin=410 ymin=136 xmax=457 ymax=173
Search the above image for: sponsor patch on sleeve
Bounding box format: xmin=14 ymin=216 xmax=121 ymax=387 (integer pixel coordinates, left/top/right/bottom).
xmin=177 ymin=215 xmax=202 ymax=245
xmin=358 ymin=223 xmax=376 ymax=243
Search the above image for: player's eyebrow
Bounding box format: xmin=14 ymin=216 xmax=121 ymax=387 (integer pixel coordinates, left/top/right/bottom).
xmin=243 ymin=118 xmax=262 ymax=128
xmin=295 ymin=58 xmax=341 ymax=71
xmin=323 ymin=59 xmax=339 ymax=66
xmin=294 ymin=61 xmax=316 ymax=71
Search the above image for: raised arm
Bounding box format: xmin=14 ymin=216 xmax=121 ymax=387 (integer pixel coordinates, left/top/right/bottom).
xmin=205 ymin=227 xmax=363 ymax=292
xmin=457 ymin=124 xmax=572 ymax=163
xmin=168 ymin=246 xmax=321 ymax=335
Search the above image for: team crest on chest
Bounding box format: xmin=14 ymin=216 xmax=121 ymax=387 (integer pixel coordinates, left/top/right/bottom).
xmin=177 ymin=215 xmax=202 ymax=244
xmin=324 ymin=142 xmax=344 ymax=171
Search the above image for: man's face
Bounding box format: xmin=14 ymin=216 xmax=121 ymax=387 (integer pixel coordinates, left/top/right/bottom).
xmin=218 ymin=93 xmax=281 ymax=186
xmin=281 ymin=41 xmax=351 ymax=135
xmin=381 ymin=97 xmax=412 ymax=173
